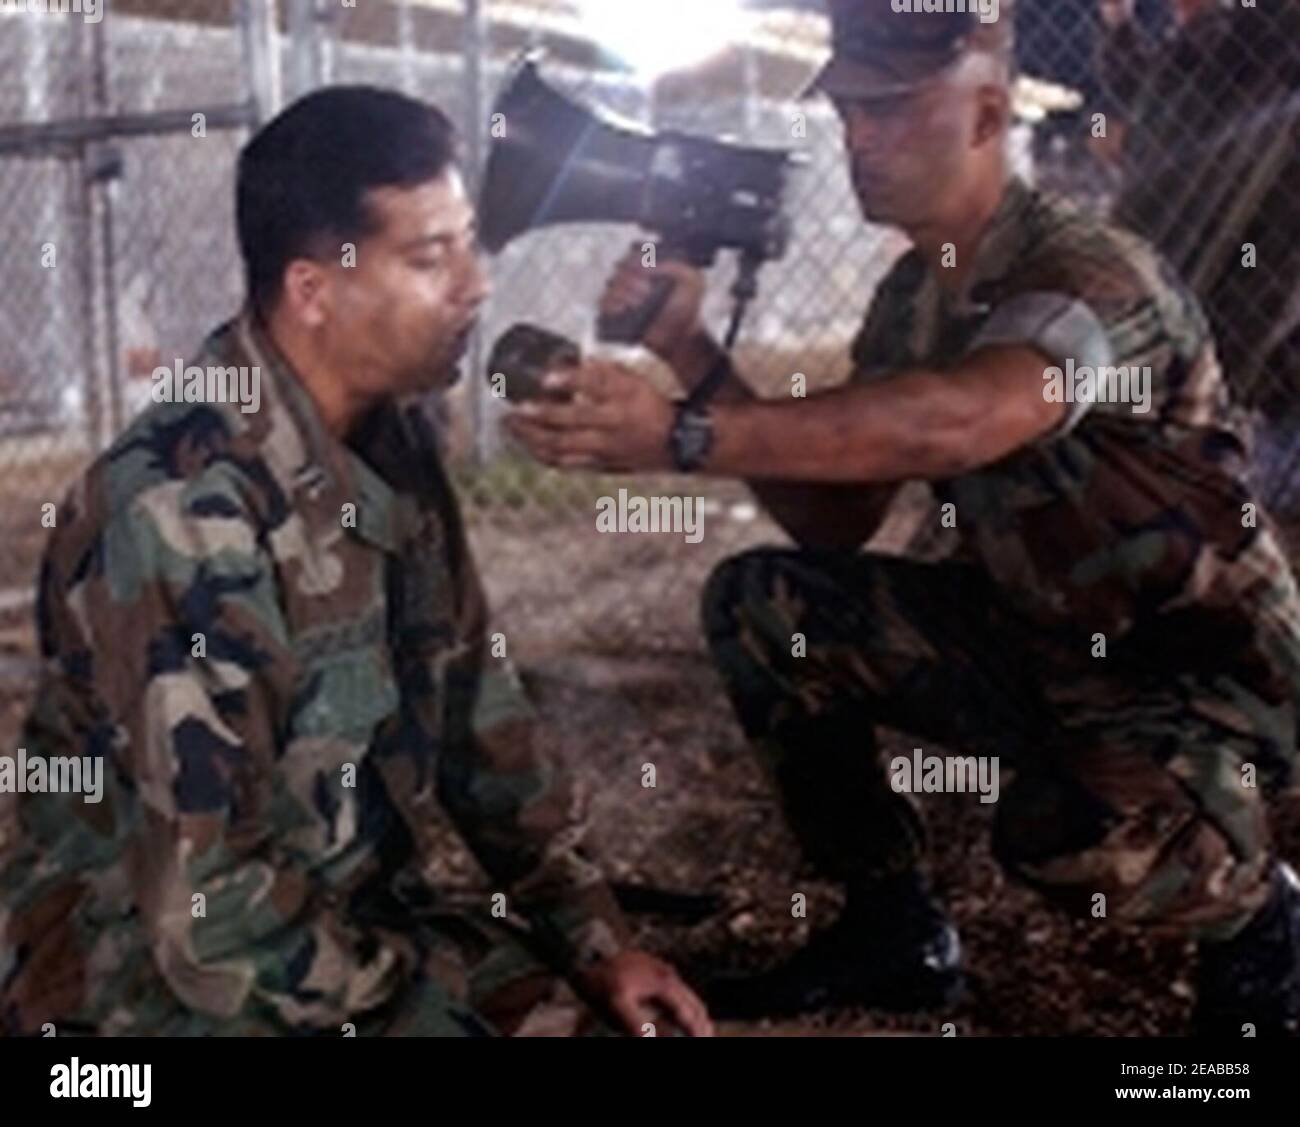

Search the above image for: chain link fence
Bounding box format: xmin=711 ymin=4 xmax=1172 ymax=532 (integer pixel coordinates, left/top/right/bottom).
xmin=1 ymin=0 xmax=1297 ymax=716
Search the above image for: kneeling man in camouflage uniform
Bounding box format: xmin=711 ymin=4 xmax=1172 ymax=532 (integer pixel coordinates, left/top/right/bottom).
xmin=0 ymin=88 xmax=710 ymax=1038
xmin=507 ymin=1 xmax=1300 ymax=1035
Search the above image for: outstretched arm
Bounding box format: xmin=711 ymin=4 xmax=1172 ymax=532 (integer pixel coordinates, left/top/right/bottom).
xmin=507 ymin=342 xmax=1067 ymax=484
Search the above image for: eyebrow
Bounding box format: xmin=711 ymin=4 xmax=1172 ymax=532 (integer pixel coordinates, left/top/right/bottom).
xmin=398 ymin=218 xmax=477 ymax=253
xmin=399 ymin=233 xmax=454 ymax=252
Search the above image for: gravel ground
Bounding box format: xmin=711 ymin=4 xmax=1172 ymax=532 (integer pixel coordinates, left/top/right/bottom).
xmin=527 ymin=646 xmax=1300 ymax=1037
xmin=465 ymin=494 xmax=1300 ymax=1037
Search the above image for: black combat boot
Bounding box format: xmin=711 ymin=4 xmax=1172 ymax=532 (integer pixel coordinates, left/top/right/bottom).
xmin=703 ymin=871 xmax=964 ymax=1019
xmin=1192 ymin=862 xmax=1300 ymax=1037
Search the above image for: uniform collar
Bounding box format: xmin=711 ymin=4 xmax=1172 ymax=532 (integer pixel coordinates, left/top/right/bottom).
xmin=946 ymin=175 xmax=1039 ymax=315
xmin=196 ymin=310 xmax=411 ymax=555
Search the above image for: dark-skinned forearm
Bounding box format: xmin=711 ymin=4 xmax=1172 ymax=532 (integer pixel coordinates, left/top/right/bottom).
xmin=664 ymin=333 xmax=894 ymax=547
xmin=704 ymin=371 xmax=989 ymax=483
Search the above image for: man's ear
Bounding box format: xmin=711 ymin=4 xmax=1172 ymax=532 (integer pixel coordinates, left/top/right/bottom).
xmin=973 ymin=82 xmax=1011 ymax=148
xmin=280 ymin=259 xmax=331 ymax=329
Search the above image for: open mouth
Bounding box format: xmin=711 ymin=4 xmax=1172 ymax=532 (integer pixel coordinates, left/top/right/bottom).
xmin=451 ymin=322 xmax=476 ymax=359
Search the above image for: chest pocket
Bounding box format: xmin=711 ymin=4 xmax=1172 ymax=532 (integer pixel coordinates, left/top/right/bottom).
xmin=288 ymin=610 xmax=402 ymax=746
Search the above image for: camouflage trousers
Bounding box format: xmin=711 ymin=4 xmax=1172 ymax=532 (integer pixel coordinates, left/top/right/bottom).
xmin=702 ymin=549 xmax=1296 ymax=942
xmin=7 ymin=906 xmax=614 ymax=1038
xmin=334 ymin=907 xmax=615 ymax=1038
xmin=340 ymin=910 xmax=616 ymax=1038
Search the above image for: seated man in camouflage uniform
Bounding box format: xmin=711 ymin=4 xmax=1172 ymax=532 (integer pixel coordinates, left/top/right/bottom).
xmin=0 ymin=88 xmax=711 ymax=1038
xmin=508 ymin=0 xmax=1300 ymax=1035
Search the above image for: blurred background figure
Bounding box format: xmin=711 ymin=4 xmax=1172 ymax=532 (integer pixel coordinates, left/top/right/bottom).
xmin=1091 ymin=0 xmax=1152 ymax=164
xmin=1098 ymin=0 xmax=1300 ymax=519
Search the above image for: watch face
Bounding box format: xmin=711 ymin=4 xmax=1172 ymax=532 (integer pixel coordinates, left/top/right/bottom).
xmin=673 ymin=410 xmax=713 ymax=470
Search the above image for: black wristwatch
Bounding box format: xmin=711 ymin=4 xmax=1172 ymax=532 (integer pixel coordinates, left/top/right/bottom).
xmin=667 ymin=347 xmax=732 ymax=471
xmin=669 ymin=403 xmax=715 ymax=472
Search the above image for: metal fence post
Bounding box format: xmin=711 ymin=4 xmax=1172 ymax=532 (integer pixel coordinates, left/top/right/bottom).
xmin=76 ymin=0 xmax=125 ymax=451
xmin=286 ymin=0 xmax=321 ymax=100
xmin=464 ymin=0 xmax=495 ymax=465
xmin=397 ymin=0 xmax=416 ymax=96
xmin=316 ymin=0 xmax=336 ymax=87
xmin=241 ymin=0 xmax=283 ymax=127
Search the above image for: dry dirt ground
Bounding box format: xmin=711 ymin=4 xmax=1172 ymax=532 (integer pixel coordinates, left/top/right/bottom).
xmin=3 ymin=471 xmax=1298 ymax=1038
xmin=460 ymin=477 xmax=1300 ymax=1037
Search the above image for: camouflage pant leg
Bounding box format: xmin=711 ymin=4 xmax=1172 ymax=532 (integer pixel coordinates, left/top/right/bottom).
xmin=121 ymin=912 xmax=616 ymax=1038
xmin=993 ymin=673 xmax=1282 ymax=942
xmin=364 ymin=911 xmax=617 ymax=1038
xmin=700 ymin=548 xmax=1053 ymax=886
xmin=702 ymin=548 xmax=1284 ymax=941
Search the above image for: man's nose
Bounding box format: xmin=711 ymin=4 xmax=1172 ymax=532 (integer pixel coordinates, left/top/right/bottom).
xmin=463 ymin=247 xmax=491 ymax=308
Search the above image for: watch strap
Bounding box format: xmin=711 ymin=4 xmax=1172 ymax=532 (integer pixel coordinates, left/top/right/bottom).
xmin=683 ymin=348 xmax=736 ymax=411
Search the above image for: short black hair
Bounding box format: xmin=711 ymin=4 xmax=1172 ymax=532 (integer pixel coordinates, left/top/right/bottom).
xmin=236 ymin=86 xmax=457 ymax=318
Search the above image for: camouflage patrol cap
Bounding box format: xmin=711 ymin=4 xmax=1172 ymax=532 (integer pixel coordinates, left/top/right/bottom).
xmin=803 ymin=0 xmax=1016 ymax=100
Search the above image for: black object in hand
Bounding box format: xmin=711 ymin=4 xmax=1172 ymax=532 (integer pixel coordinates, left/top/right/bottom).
xmin=487 ymin=323 xmax=581 ymax=403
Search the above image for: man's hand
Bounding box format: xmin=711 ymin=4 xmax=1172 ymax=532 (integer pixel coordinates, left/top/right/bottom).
xmin=601 ymin=242 xmax=707 ymax=365
xmin=577 ymin=950 xmax=714 ymax=1037
xmin=505 ymin=359 xmax=675 ymax=472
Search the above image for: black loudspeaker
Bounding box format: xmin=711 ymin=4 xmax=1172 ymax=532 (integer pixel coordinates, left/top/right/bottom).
xmin=479 ymin=58 xmax=795 ymax=342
